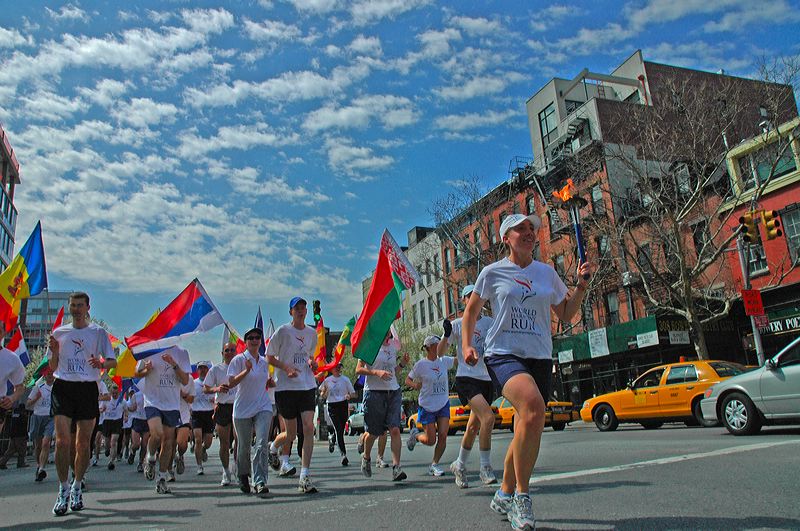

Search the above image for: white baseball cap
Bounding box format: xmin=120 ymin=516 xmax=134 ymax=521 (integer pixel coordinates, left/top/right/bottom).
xmin=499 ymin=213 xmax=542 ymax=238
xmin=461 ymin=284 xmax=475 ymax=298
xmin=421 ymin=335 xmax=441 ymax=349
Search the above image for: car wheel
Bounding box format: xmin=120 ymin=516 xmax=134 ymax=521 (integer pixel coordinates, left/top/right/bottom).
xmin=692 ymin=398 xmax=718 ymax=427
xmin=640 ymin=421 xmax=663 ymax=430
xmin=721 ymin=392 xmax=762 ymax=436
xmin=551 ymin=423 xmax=566 ymax=431
xmin=594 ymin=404 xmax=618 ymax=432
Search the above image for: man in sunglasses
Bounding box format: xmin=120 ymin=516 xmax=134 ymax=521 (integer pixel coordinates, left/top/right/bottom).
xmin=203 ymin=342 xmax=238 ymax=486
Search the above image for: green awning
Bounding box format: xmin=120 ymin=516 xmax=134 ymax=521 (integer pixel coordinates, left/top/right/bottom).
xmin=553 ymin=315 xmax=659 ymax=362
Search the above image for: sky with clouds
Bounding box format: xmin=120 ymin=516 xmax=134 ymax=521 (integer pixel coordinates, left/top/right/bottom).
xmin=1 ymin=0 xmax=798 ymax=361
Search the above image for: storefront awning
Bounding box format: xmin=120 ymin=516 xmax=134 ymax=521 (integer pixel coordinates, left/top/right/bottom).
xmin=554 ymin=315 xmax=659 ymax=363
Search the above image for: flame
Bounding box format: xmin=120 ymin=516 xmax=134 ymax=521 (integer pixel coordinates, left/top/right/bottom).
xmin=553 ymin=179 xmax=576 ymax=202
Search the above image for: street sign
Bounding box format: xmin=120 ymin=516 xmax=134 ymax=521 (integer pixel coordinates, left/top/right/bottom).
xmin=753 ymin=314 xmax=770 ymax=328
xmin=742 ymin=289 xmax=764 ymax=316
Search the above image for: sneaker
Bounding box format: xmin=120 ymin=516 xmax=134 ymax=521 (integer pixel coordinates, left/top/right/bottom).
xmin=376 ymin=457 xmax=389 ymax=468
xmin=268 ymin=450 xmax=280 ymax=471
xmin=109 ymin=459 xmax=117 ymax=471
xmin=341 ymin=455 xmax=349 ymax=467
xmin=220 ymin=470 xmax=231 ymax=486
xmin=168 ymin=469 xmax=176 ymax=483
xmin=91 ymin=456 xmax=98 ymax=467
xmin=239 ymin=475 xmax=251 ymax=494
xmin=328 ymin=434 xmax=335 ymax=453
xmin=69 ymin=487 xmax=84 ymax=511
xmin=428 ymin=463 xmax=444 ymax=477
xmin=52 ymin=486 xmax=70 ymax=516
xmin=392 ymin=465 xmax=407 ymax=482
xmin=361 ymin=457 xmax=372 ymax=478
xmin=490 ymin=489 xmax=514 ymax=515
xmin=406 ymin=427 xmax=419 ymax=451
xmin=137 ymin=462 xmax=144 ymax=473
xmin=144 ymin=459 xmax=156 ymax=481
xmin=230 ymin=460 xmax=238 ymax=477
xmin=479 ymin=465 xmax=498 ymax=485
xmin=449 ymin=461 xmax=468 ymax=488
xmin=156 ymin=477 xmax=171 ymax=494
xmin=202 ymin=448 xmax=208 ymax=462
xmin=196 ymin=465 xmax=204 ymax=476
xmin=127 ymin=452 xmax=135 ymax=465
xmin=176 ymin=454 xmax=185 ymax=475
xmin=509 ymin=493 xmax=535 ymax=531
xmin=357 ymin=439 xmax=364 ymax=455
xmin=298 ymin=476 xmax=318 ymax=494
xmin=278 ymin=462 xmax=296 ymax=477
xmin=36 ymin=468 xmax=47 ymax=482
xmin=254 ymin=483 xmax=268 ymax=495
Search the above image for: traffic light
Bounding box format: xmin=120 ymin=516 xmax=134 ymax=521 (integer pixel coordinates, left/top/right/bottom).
xmin=739 ymin=211 xmax=759 ymax=243
xmin=762 ymin=210 xmax=783 ymax=240
xmin=312 ymin=300 xmax=321 ymax=324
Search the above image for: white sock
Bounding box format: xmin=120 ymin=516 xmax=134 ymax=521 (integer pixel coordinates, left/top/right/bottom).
xmin=158 ymin=471 xmax=166 ymax=480
xmin=61 ymin=480 xmax=70 ymax=490
xmin=300 ymin=467 xmax=309 ymax=479
xmin=480 ymin=450 xmax=491 ymax=467
xmin=457 ymin=446 xmax=471 ymax=466
xmin=270 ymin=441 xmax=280 ymax=453
xmin=280 ymin=454 xmax=289 ymax=466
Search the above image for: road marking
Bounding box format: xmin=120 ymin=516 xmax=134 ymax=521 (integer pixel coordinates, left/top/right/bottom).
xmin=532 ymin=439 xmax=800 ymax=484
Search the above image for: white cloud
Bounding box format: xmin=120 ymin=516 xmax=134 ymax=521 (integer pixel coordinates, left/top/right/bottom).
xmin=703 ymin=0 xmax=800 ymax=32
xmin=434 ymin=109 xmax=518 ymax=132
xmin=46 ymin=5 xmax=90 ymax=23
xmin=220 ymin=167 xmax=331 ymax=205
xmin=180 ymin=7 xmax=235 ymax=33
xmin=111 ymin=98 xmax=179 ymax=128
xmin=0 ymin=26 xmax=34 ymax=48
xmin=21 ymin=90 xmax=88 ymax=121
xmin=77 ymin=79 xmax=131 ymax=107
xmin=303 ymin=94 xmax=418 ymax=132
xmin=645 ymin=41 xmax=752 ymax=71
xmin=529 ymin=5 xmax=583 ymax=32
xmin=349 ymin=0 xmax=433 ymax=26
xmin=449 ymin=15 xmax=504 ymax=36
xmin=435 ymin=72 xmax=526 ymax=101
xmin=286 ymin=0 xmax=340 ymax=14
xmin=243 ymin=18 xmax=303 ymax=42
xmin=175 ymin=123 xmax=301 ymax=158
xmin=348 ymin=34 xmax=382 ymax=56
xmin=324 ymin=136 xmax=394 ymax=177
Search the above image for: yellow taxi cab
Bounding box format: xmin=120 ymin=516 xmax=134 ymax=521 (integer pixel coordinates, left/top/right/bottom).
xmin=491 ymin=397 xmax=580 ymax=431
xmin=580 ymin=360 xmax=750 ymax=431
xmin=408 ymin=395 xmax=501 ymax=435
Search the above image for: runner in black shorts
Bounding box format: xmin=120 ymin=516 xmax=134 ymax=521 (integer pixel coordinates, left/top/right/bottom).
xmin=204 ymin=343 xmax=237 ymax=486
xmin=191 ymin=361 xmax=215 ymax=476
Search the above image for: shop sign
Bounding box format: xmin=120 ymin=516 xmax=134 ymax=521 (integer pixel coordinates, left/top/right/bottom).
xmin=669 ymin=330 xmax=690 ymax=344
xmin=637 ymin=330 xmax=659 ymax=348
xmin=758 ymin=314 xmax=800 ymax=335
xmin=558 ymin=349 xmax=574 ymax=364
xmin=589 ymin=328 xmax=610 ymax=358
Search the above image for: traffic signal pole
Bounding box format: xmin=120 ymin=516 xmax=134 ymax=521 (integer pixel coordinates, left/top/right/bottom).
xmin=736 ymin=235 xmax=766 ymax=366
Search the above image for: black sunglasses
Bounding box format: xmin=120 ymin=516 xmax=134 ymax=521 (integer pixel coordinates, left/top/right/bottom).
xmin=224 ymin=348 xmax=236 ymax=352
xmin=245 ymin=335 xmax=262 ymax=341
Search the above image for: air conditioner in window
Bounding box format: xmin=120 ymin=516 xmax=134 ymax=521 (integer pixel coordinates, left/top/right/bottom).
xmin=622 ymin=271 xmax=640 ymax=287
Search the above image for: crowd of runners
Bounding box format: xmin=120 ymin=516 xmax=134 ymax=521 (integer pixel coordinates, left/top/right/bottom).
xmin=0 ymin=212 xmax=591 ymax=530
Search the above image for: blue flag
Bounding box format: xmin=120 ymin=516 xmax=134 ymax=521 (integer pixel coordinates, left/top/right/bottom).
xmin=254 ymin=306 xmax=266 ymax=357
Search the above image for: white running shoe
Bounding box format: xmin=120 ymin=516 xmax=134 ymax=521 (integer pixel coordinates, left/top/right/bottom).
xmin=428 ymin=463 xmax=444 ymax=477
xmin=176 ymin=454 xmax=185 ymax=475
xmin=196 ymin=465 xmax=204 ymax=476
xmin=220 ymin=470 xmax=231 ymax=487
xmin=144 ymin=459 xmax=156 ymax=481
xmin=479 ymin=465 xmax=498 ymax=485
xmin=406 ymin=427 xmax=419 ymax=451
xmin=508 ymin=493 xmax=535 ymax=530
xmin=376 ymin=457 xmax=389 ymax=468
xmin=298 ymin=475 xmax=318 ymax=494
xmin=278 ymin=462 xmax=296 ymax=477
xmin=52 ymin=485 xmax=70 ymax=516
xmin=449 ymin=461 xmax=468 ymax=488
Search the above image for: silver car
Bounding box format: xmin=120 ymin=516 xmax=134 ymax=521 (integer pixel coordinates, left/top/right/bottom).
xmin=700 ymin=336 xmax=800 ymax=435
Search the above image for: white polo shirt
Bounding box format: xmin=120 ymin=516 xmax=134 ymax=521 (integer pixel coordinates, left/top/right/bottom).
xmin=227 ymin=351 xmax=272 ymax=419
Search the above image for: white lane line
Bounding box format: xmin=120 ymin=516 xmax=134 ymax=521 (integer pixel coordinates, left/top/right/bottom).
xmin=532 ymin=439 xmax=800 ymax=484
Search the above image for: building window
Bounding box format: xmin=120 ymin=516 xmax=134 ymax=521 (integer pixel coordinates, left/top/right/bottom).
xmin=591 ymin=185 xmax=605 ymax=215
xmin=539 ymin=102 xmax=558 ymax=152
xmin=412 ymin=305 xmax=418 ymax=329
xmin=444 ymin=248 xmax=451 ymax=273
xmin=473 ymin=227 xmax=481 ymax=250
xmin=783 ymin=208 xmax=800 ymax=264
xmin=526 ymin=194 xmax=536 ymax=215
xmin=447 ymin=289 xmax=455 ymax=316
xmin=691 ymin=220 xmax=710 ymax=259
xmin=738 ymin=145 xmax=797 ymax=192
xmin=436 ymin=292 xmax=443 ymax=320
xmin=511 ymin=201 xmax=519 ymax=214
xmin=432 ymin=254 xmax=440 ymax=280
xmin=419 ymin=300 xmax=426 ymax=327
xmin=565 ymin=99 xmax=583 ymax=114
xmin=747 ymin=241 xmax=768 ymax=276
xmin=637 ymin=243 xmax=653 ymax=281
xmin=596 ymin=236 xmax=610 ymax=256
xmin=488 ymin=219 xmax=496 ymax=244
xmin=427 ymin=296 xmax=434 ymax=324
xmin=425 ymin=260 xmax=432 ymax=286
xmin=582 ymin=298 xmax=594 ymax=330
xmin=605 ymin=291 xmax=620 ymax=325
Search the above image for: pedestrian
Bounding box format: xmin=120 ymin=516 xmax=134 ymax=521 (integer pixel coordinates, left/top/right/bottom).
xmin=267 ymin=297 xmax=319 ymax=494
xmin=120 ymin=398 xmax=132 ymax=465
xmin=99 ymin=385 xmax=124 ymax=470
xmin=90 ymin=379 xmax=110 ymax=467
xmin=26 ymin=368 xmax=56 ymax=482
xmin=127 ymin=389 xmax=149 ymax=472
xmin=228 ymin=327 xmax=273 ymax=495
xmin=203 ymin=343 xmax=238 ymax=486
xmin=133 ymin=345 xmax=192 ymax=495
xmin=191 ymin=361 xmax=215 ymax=476
xmin=319 ymin=363 xmax=355 ymax=466
xmin=405 ymin=336 xmax=454 ymax=477
xmin=0 ymin=402 xmax=29 ymax=469
xmin=0 ymin=323 xmax=26 ymax=437
xmin=355 ymin=329 xmax=409 ymax=481
xmin=47 ymin=292 xmax=116 ymax=516
xmin=437 ymin=284 xmax=497 ymax=488
xmin=174 ymin=378 xmax=194 ymax=480
xmin=461 ymin=213 xmax=591 ymax=531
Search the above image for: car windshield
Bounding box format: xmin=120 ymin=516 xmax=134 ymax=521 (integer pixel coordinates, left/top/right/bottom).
xmin=492 ymin=397 xmax=504 ymax=407
xmin=449 ymin=397 xmax=462 ymax=407
xmin=708 ymin=361 xmax=748 ymax=377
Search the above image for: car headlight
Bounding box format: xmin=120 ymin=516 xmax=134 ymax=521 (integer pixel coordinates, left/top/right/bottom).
xmin=582 ymin=401 xmax=590 ymax=410
xmin=704 ymin=388 xmax=714 ymax=399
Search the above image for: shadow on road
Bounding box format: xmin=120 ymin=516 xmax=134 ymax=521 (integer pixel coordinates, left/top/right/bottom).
xmin=537 ymin=515 xmax=800 ymax=530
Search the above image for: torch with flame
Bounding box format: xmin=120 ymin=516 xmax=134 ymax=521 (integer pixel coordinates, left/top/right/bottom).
xmin=553 ymin=179 xmax=590 ymax=280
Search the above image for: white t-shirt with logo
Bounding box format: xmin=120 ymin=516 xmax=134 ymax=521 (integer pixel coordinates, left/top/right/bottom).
xmin=127 ymin=391 xmax=146 ymax=421
xmin=321 ymin=375 xmax=355 ymax=404
xmin=409 ymin=356 xmax=455 ymax=412
xmin=0 ymin=349 xmax=25 ymax=395
xmin=192 ymin=378 xmax=214 ymax=412
xmin=473 ymin=257 xmax=568 ymax=360
xmin=31 ymin=381 xmax=53 ymax=417
xmin=266 ymin=323 xmax=318 ymax=392
xmin=136 ymin=346 xmax=192 ymax=412
xmin=450 ymin=315 xmax=493 ymax=381
xmin=227 ymin=351 xmax=272 ymax=418
xmin=51 ymin=324 xmax=115 ymax=382
xmin=103 ymin=396 xmax=125 ymax=420
xmin=204 ymin=362 xmax=234 ymax=405
xmin=97 ymin=380 xmax=109 ymax=421
xmin=364 ymin=343 xmax=400 ymax=392
xmin=179 ymin=379 xmax=194 ymax=426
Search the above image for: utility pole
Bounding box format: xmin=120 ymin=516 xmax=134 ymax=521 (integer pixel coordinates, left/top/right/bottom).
xmin=736 ymin=234 xmax=766 ymax=366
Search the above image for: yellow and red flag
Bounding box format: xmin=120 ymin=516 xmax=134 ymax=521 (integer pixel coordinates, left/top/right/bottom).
xmin=0 ymin=222 xmax=47 ymax=331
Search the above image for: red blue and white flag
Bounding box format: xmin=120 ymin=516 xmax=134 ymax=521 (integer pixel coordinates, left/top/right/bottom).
xmin=125 ymin=278 xmax=224 ymax=359
xmin=7 ymin=327 xmax=29 ymax=366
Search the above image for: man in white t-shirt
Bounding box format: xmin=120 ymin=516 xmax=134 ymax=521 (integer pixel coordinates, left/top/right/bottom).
xmin=191 ymin=361 xmax=215 ymax=475
xmin=319 ymin=364 xmax=355 ymax=465
xmin=127 ymin=389 xmax=149 ymax=472
xmin=173 ymin=378 xmax=194 ymax=481
xmin=134 ymin=345 xmax=191 ymax=494
xmin=437 ymin=284 xmax=498 ymax=488
xmin=203 ymin=343 xmax=237 ymax=486
xmin=267 ymin=297 xmax=319 ymax=494
xmin=0 ymin=324 xmax=26 ymax=435
xmin=405 ymin=336 xmax=455 ymax=477
xmin=99 ymin=385 xmax=125 ymax=471
xmin=26 ymin=369 xmax=56 ymax=483
xmin=48 ymin=292 xmax=116 ymax=516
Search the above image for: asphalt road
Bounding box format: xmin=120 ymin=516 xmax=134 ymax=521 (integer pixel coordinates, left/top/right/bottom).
xmin=1 ymin=421 xmax=799 ymax=530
